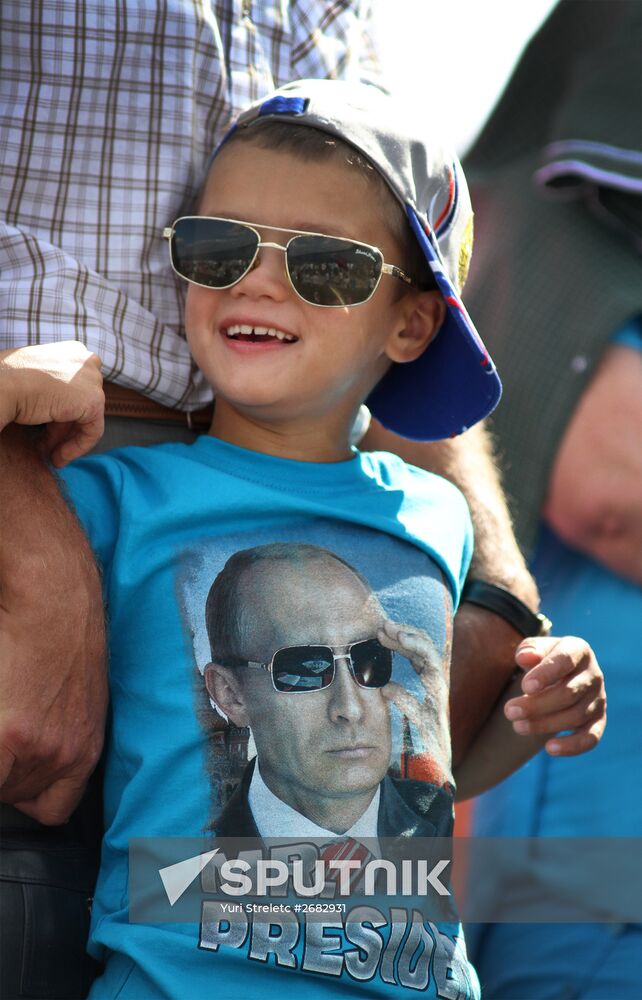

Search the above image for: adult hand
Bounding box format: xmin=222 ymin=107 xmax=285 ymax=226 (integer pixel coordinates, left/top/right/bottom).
xmin=544 ymin=344 xmax=642 ymax=585
xmin=0 ymin=426 xmax=107 ymax=824
xmin=0 ymin=341 xmax=105 ymax=465
xmin=505 ymin=635 xmax=606 ymax=757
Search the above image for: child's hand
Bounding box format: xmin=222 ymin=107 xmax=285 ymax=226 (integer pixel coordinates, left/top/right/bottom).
xmin=0 ymin=341 xmax=104 ymax=465
xmin=504 ymin=636 xmax=606 ymax=757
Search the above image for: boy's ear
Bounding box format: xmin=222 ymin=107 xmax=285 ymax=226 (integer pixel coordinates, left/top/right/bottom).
xmin=385 ymin=290 xmax=446 ymax=365
xmin=204 ymin=663 xmax=250 ymax=727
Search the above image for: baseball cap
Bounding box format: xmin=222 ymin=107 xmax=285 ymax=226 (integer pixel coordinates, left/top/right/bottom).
xmin=227 ymin=79 xmax=502 ymax=441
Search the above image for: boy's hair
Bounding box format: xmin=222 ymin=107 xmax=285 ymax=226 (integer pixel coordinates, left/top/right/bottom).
xmin=224 ymin=121 xmax=436 ymax=291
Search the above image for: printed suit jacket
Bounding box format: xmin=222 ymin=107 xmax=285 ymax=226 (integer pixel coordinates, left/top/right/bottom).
xmin=213 ymin=758 xmax=454 ymax=840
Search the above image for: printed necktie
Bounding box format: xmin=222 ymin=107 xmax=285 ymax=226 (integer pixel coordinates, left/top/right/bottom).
xmin=320 ymin=837 xmax=375 ymax=893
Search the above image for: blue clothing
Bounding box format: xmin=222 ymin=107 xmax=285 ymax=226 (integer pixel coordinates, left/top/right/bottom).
xmin=612 ymin=321 xmax=642 ymax=351
xmin=471 ymin=325 xmax=642 ymax=997
xmin=474 ymin=524 xmax=642 ymax=842
xmin=470 ymin=525 xmax=642 ymax=998
xmin=474 ymin=320 xmax=642 ymax=841
xmin=471 ymin=922 xmax=642 ymax=1000
xmin=59 ymin=436 xmax=480 ymax=999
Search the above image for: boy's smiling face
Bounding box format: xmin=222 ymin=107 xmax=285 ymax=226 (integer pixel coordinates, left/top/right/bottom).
xmin=185 ymin=140 xmax=443 ymax=454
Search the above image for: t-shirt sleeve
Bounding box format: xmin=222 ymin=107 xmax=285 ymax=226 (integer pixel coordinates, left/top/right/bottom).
xmin=406 ymin=463 xmax=473 ymax=603
xmin=56 ymin=454 xmax=124 ymax=584
xmin=387 ymin=456 xmax=474 ymax=606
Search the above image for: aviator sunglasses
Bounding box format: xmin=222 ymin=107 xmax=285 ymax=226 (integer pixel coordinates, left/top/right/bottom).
xmin=163 ymin=216 xmax=414 ymax=307
xmin=223 ymin=638 xmax=393 ymax=693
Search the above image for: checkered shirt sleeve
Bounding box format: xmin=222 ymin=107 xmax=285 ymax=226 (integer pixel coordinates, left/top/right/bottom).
xmin=0 ymin=0 xmax=381 ymax=409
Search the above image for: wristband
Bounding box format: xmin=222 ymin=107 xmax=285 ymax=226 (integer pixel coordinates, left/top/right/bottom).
xmin=461 ymin=579 xmax=553 ymax=637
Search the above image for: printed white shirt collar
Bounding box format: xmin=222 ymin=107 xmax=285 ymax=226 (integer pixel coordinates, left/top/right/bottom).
xmin=248 ymin=760 xmax=381 ymax=847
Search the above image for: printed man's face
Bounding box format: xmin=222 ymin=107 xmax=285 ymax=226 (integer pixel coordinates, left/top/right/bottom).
xmin=217 ymin=558 xmax=392 ymax=817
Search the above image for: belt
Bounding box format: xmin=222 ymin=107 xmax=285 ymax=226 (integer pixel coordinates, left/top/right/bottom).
xmin=103 ymin=384 xmax=214 ymax=430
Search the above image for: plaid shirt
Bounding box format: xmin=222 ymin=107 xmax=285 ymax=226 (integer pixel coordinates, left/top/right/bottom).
xmin=0 ymin=1 xmax=381 ymax=408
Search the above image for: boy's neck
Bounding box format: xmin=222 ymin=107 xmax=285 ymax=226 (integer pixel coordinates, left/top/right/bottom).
xmin=207 ymin=399 xmax=356 ymax=463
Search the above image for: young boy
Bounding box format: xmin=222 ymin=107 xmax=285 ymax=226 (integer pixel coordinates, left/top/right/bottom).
xmin=0 ymin=80 xmax=604 ymax=998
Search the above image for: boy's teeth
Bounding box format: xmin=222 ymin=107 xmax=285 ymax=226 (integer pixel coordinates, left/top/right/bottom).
xmin=225 ymin=324 xmax=296 ymax=342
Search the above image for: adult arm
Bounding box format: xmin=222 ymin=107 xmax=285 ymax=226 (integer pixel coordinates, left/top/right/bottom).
xmin=0 ymin=345 xmax=107 ymax=824
xmin=544 ymin=344 xmax=642 ymax=585
xmin=361 ymin=418 xmax=539 ymax=766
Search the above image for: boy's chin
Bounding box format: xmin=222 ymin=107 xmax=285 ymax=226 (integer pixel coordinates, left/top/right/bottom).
xmin=212 ymin=393 xmax=354 ymax=435
xmin=214 ymin=389 xmax=295 ymax=416
xmin=210 ymin=392 xmax=306 ymax=431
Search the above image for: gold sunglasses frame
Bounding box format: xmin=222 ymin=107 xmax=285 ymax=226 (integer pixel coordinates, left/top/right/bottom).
xmin=162 ymin=216 xmax=413 ymax=307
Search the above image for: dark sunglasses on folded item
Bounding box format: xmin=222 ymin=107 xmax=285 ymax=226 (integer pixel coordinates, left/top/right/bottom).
xmin=162 ymin=216 xmax=414 ymax=307
xmin=222 ymin=637 xmax=393 ymax=693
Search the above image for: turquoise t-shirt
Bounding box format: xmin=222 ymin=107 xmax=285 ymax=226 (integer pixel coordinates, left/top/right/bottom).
xmin=60 ymin=437 xmax=479 ymax=999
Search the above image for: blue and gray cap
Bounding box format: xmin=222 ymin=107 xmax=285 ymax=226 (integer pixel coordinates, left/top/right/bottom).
xmin=230 ymin=79 xmax=502 ymax=441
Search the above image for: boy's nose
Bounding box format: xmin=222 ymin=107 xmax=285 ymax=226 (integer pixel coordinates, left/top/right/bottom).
xmin=327 ymin=660 xmax=366 ymax=725
xmin=229 ymin=245 xmax=290 ymax=302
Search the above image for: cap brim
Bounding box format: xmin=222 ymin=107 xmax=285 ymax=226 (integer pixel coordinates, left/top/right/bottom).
xmin=367 ymin=208 xmax=502 ymax=440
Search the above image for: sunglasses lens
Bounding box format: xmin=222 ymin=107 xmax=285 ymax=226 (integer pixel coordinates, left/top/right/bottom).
xmin=272 ymin=646 xmax=335 ymax=692
xmin=170 ymin=218 xmax=257 ymax=288
xmin=287 ymin=236 xmax=382 ymax=306
xmin=350 ymin=639 xmax=393 ymax=688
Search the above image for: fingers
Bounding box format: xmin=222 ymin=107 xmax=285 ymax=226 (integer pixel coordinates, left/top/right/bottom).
xmin=1 ymin=763 xmax=65 ymax=803
xmin=49 ymin=400 xmax=106 ymax=466
xmin=0 ymin=738 xmax=74 ymax=803
xmin=514 ymin=635 xmax=593 ymax=693
xmin=377 ymin=620 xmax=441 ymax=675
xmin=507 ymin=688 xmax=606 ymax=738
xmin=381 ymin=679 xmax=424 ymax=728
xmin=0 ymin=738 xmax=100 ymax=818
xmin=506 ymin=656 xmax=603 ymax=722
xmin=506 ymin=651 xmax=606 ymax=752
xmin=11 ymin=771 xmax=89 ymax=826
xmin=381 ymin=680 xmax=449 ymax=756
xmin=2 ymin=342 xmax=105 ymax=459
xmin=507 ymin=635 xmax=606 ymax=756
xmin=544 ymin=716 xmax=605 ymax=757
